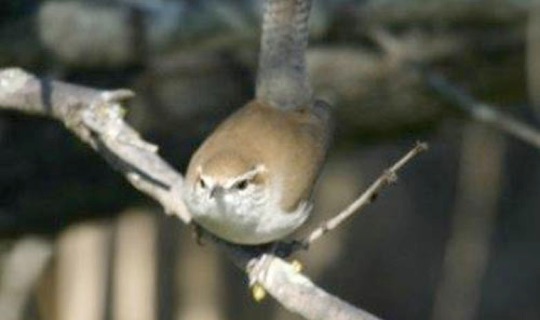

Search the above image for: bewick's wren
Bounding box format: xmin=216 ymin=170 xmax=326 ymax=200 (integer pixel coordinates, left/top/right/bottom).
xmin=183 ymin=0 xmax=332 ymax=244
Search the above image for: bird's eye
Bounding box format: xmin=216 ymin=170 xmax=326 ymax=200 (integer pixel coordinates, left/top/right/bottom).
xmin=198 ymin=177 xmax=206 ymax=189
xmin=235 ymin=179 xmax=249 ymax=190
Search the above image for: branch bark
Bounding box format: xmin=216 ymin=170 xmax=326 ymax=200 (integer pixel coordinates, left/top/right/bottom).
xmin=0 ymin=67 xmax=383 ymax=320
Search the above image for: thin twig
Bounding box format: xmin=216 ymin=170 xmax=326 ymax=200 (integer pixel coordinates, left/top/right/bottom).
xmin=300 ymin=142 xmax=428 ymax=248
xmin=424 ymin=71 xmax=540 ymax=150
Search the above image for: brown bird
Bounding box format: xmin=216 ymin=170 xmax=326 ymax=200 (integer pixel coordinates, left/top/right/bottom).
xmin=183 ymin=0 xmax=332 ymax=244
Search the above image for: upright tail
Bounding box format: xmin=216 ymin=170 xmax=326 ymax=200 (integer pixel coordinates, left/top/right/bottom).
xmin=256 ymin=0 xmax=312 ymax=110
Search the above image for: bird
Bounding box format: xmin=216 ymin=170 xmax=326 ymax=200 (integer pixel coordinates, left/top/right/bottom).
xmin=183 ymin=0 xmax=332 ymax=245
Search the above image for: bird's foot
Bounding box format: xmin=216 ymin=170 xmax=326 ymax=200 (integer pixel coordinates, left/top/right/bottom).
xmin=247 ymin=253 xmax=273 ymax=302
xmin=247 ymin=243 xmax=304 ymax=302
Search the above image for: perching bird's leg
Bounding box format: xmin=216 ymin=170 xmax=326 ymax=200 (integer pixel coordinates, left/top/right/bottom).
xmin=247 ymin=243 xmax=304 ymax=302
xmin=247 ymin=253 xmax=273 ymax=302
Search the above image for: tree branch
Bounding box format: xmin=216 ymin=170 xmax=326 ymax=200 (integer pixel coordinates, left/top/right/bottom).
xmin=300 ymin=142 xmax=428 ymax=249
xmin=423 ymin=71 xmax=540 ymax=150
xmin=370 ymin=28 xmax=540 ymax=150
xmin=0 ymin=67 xmax=384 ymax=320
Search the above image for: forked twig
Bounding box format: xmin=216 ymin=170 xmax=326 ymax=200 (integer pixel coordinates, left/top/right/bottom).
xmin=300 ymin=142 xmax=429 ymax=248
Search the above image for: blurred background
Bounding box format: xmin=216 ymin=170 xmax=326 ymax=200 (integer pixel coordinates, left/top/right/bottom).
xmin=1 ymin=0 xmax=540 ymax=319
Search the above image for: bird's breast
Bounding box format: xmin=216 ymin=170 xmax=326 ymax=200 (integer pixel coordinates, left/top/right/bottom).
xmin=184 ymin=188 xmax=309 ymax=244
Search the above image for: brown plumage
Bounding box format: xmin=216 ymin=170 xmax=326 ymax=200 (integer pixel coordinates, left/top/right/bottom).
xmin=183 ymin=0 xmax=331 ymax=244
xmin=185 ymin=99 xmax=331 ymax=212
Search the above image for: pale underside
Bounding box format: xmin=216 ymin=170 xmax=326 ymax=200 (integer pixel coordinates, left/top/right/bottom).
xmin=183 ymin=100 xmax=331 ymax=244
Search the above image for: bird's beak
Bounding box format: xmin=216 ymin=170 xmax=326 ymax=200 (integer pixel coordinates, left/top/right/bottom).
xmin=209 ymin=186 xmax=223 ymax=199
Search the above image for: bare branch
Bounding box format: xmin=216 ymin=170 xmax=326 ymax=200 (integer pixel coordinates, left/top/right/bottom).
xmin=0 ymin=67 xmax=382 ymax=320
xmin=370 ymin=29 xmax=540 ymax=151
xmin=300 ymin=142 xmax=428 ymax=248
xmin=251 ymin=255 xmax=382 ymax=320
xmin=0 ymin=68 xmax=190 ymax=223
xmin=424 ymin=71 xmax=540 ymax=150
